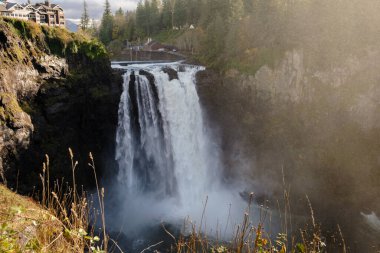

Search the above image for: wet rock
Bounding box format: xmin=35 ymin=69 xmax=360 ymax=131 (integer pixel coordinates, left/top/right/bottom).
xmin=162 ymin=67 xmax=179 ymax=80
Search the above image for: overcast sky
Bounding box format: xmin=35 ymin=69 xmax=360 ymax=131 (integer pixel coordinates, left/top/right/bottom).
xmin=14 ymin=0 xmax=139 ymax=20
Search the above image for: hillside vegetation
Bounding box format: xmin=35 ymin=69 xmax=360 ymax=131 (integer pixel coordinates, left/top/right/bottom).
xmin=0 ymin=184 xmax=84 ymax=252
xmin=0 ymin=184 xmax=64 ymax=252
xmin=0 ymin=17 xmax=117 ymax=252
xmin=96 ymin=0 xmax=380 ymax=73
xmin=0 ymin=17 xmax=107 ymax=65
xmin=0 ymin=16 xmax=121 ymax=194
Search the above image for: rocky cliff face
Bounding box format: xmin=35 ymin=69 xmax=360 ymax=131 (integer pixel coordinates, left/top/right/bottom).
xmin=197 ymin=48 xmax=380 ymax=250
xmin=0 ymin=18 xmax=122 ymax=191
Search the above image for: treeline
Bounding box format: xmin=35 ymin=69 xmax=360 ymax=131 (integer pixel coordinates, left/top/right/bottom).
xmin=88 ymin=0 xmax=380 ymax=70
xmin=91 ymin=0 xmax=254 ymax=43
xmin=134 ymin=0 xmax=253 ymax=35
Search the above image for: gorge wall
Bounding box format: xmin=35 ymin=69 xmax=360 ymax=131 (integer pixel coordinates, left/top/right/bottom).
xmin=197 ymin=49 xmax=380 ymax=250
xmin=0 ymin=18 xmax=122 ymax=192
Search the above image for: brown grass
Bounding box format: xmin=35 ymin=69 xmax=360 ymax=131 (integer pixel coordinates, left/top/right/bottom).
xmin=0 ymin=150 xmax=108 ymax=252
xmin=167 ymin=192 xmax=341 ymax=253
xmin=0 ymin=149 xmax=349 ymax=253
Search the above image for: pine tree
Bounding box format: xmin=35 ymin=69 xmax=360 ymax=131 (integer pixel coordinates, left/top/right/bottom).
xmin=113 ymin=7 xmax=126 ymax=40
xmin=186 ymin=0 xmax=202 ymax=26
xmin=173 ymin=0 xmax=186 ymax=27
xmin=143 ymin=0 xmax=151 ymax=35
xmin=150 ymin=0 xmax=160 ymax=34
xmin=200 ymin=0 xmax=230 ymax=28
xmin=126 ymin=12 xmax=136 ymax=41
xmin=161 ymin=0 xmax=172 ymax=29
xmin=80 ymin=0 xmax=90 ymax=31
xmin=202 ymin=13 xmax=225 ymax=64
xmin=136 ymin=1 xmax=145 ymax=35
xmin=99 ymin=0 xmax=114 ymax=45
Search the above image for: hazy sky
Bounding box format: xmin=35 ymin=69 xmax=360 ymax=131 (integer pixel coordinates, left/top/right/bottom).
xmin=14 ymin=0 xmax=139 ymax=19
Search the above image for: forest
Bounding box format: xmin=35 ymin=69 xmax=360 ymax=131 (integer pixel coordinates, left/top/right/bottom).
xmin=87 ymin=0 xmax=380 ymax=72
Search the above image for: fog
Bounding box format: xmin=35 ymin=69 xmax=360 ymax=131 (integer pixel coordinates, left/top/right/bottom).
xmin=196 ymin=1 xmax=380 ymax=251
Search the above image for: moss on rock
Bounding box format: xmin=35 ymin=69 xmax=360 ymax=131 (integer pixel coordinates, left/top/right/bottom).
xmin=0 ymin=93 xmax=23 ymax=127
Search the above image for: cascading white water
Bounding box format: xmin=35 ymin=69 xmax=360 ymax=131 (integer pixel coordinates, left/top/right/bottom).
xmin=116 ymin=64 xmax=217 ymax=206
xmin=112 ymin=63 xmax=248 ymax=237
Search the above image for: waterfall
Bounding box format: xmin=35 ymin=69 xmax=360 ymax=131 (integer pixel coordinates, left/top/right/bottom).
xmin=112 ymin=63 xmax=247 ymax=238
xmin=115 ymin=64 xmax=217 ymax=207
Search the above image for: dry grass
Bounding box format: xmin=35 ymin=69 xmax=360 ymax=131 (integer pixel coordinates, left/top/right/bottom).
xmin=0 ymin=184 xmax=71 ymax=252
xmin=168 ymin=192 xmax=343 ymax=253
xmin=0 ymin=150 xmax=107 ymax=253
xmin=0 ymin=149 xmax=349 ymax=253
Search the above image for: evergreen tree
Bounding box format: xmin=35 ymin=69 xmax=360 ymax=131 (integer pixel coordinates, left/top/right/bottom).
xmin=202 ymin=13 xmax=225 ymax=64
xmin=173 ymin=0 xmax=186 ymax=27
xmin=161 ymin=0 xmax=172 ymax=29
xmin=99 ymin=0 xmax=114 ymax=45
xmin=80 ymin=0 xmax=90 ymax=31
xmin=150 ymin=0 xmax=160 ymax=33
xmin=186 ymin=0 xmax=202 ymax=25
xmin=143 ymin=0 xmax=151 ymax=34
xmin=126 ymin=12 xmax=137 ymax=41
xmin=136 ymin=1 xmax=145 ymax=36
xmin=113 ymin=8 xmax=126 ymax=40
xmin=200 ymin=0 xmax=229 ymax=28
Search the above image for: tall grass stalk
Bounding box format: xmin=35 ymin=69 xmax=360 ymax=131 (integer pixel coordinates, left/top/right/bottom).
xmin=89 ymin=152 xmax=108 ymax=252
xmin=37 ymin=149 xmax=109 ymax=252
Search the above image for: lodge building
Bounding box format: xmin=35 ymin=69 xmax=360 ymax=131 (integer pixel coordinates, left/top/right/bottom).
xmin=0 ymin=0 xmax=65 ymax=27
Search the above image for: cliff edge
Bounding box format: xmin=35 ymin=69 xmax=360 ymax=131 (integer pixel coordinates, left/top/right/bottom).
xmin=0 ymin=18 xmax=122 ymax=191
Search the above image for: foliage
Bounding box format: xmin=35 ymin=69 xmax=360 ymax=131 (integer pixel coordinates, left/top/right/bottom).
xmin=102 ymin=0 xmax=380 ymax=73
xmin=0 ymin=152 xmax=109 ymax=252
xmin=99 ymin=0 xmax=114 ymax=45
xmin=171 ymin=193 xmax=334 ymax=253
xmin=3 ymin=18 xmax=43 ymax=42
xmin=0 ymin=93 xmax=23 ymax=127
xmin=80 ymin=0 xmax=90 ymax=32
xmin=77 ymin=40 xmax=108 ymax=60
xmin=1 ymin=17 xmax=108 ymax=62
xmin=0 ymin=185 xmax=67 ymax=252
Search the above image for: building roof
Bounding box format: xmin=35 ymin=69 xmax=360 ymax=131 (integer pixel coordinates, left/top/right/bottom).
xmin=1 ymin=1 xmax=64 ymax=15
xmin=5 ymin=3 xmax=17 ymax=9
xmin=21 ymin=4 xmax=37 ymax=11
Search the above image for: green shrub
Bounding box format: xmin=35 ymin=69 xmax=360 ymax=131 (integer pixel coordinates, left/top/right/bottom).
xmin=78 ymin=40 xmax=108 ymax=60
xmin=4 ymin=18 xmax=27 ymax=38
